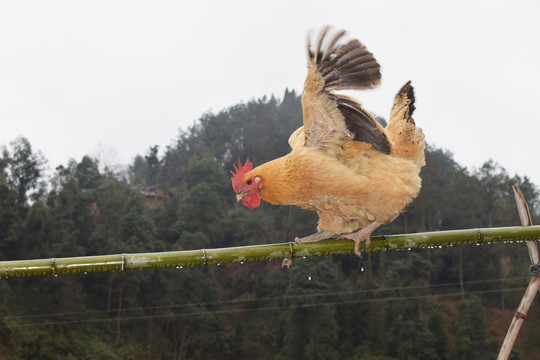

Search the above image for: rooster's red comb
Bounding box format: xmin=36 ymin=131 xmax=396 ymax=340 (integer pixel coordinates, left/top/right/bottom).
xmin=230 ymin=158 xmax=253 ymax=192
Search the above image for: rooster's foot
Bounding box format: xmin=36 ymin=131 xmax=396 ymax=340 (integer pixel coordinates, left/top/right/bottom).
xmin=341 ymin=221 xmax=384 ymax=257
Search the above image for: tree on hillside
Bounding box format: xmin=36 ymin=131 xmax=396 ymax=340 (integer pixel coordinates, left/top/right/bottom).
xmin=129 ymin=146 xmax=164 ymax=190
xmin=475 ymin=160 xmax=511 ymax=227
xmin=1 ymin=137 xmax=47 ymax=210
xmin=380 ymin=252 xmax=441 ymax=360
xmin=0 ymin=160 xmax=19 ymax=259
xmin=428 ymin=305 xmax=447 ymax=360
xmin=454 ymin=295 xmax=493 ymax=360
xmin=282 ymin=258 xmax=344 ymax=360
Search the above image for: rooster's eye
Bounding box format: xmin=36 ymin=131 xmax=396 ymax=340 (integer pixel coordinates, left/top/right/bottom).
xmin=247 ymin=179 xmax=253 ymax=185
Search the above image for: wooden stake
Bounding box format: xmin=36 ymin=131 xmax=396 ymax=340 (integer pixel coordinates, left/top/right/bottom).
xmin=497 ymin=186 xmax=540 ymax=360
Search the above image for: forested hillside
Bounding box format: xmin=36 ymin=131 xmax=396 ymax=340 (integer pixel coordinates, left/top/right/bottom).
xmin=0 ymin=89 xmax=538 ymax=359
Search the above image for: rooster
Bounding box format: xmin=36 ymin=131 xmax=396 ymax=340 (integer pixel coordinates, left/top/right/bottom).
xmin=231 ymin=26 xmax=425 ymax=257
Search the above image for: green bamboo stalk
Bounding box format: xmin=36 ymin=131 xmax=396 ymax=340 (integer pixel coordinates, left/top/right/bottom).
xmin=0 ymin=226 xmax=539 ymax=278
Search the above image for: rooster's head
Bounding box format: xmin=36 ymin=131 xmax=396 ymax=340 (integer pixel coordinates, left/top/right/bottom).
xmin=230 ymin=159 xmax=263 ymax=209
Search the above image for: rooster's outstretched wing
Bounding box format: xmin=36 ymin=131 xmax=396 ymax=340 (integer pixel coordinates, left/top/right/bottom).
xmin=297 ymin=26 xmax=390 ymax=155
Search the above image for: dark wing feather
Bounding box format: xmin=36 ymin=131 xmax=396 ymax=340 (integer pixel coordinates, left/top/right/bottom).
xmin=333 ymin=95 xmax=391 ymax=153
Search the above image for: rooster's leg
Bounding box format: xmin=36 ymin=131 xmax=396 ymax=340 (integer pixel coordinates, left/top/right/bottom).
xmin=295 ymin=231 xmax=337 ymax=244
xmin=282 ymin=231 xmax=337 ymax=268
xmin=341 ymin=221 xmax=384 ymax=257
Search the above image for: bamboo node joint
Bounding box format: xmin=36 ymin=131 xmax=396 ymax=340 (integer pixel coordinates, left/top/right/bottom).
xmin=475 ymin=228 xmax=483 ymax=243
xmin=515 ymin=310 xmax=527 ymax=320
xmin=202 ymin=249 xmax=207 ymax=265
xmin=530 ymin=264 xmax=540 ymax=277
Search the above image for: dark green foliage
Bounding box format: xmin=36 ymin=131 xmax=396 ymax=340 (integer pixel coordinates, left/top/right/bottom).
xmin=0 ymin=91 xmax=539 ymax=359
xmin=454 ymin=296 xmax=494 ymax=360
xmin=428 ymin=305 xmax=447 ymax=360
xmin=282 ymin=258 xmax=343 ymax=360
xmin=119 ymin=191 xmax=156 ymax=252
xmin=380 ymin=253 xmax=440 ymax=360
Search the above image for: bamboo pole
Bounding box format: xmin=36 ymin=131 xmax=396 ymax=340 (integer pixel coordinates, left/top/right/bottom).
xmin=0 ymin=225 xmax=539 ymax=279
xmin=497 ymin=186 xmax=540 ymax=360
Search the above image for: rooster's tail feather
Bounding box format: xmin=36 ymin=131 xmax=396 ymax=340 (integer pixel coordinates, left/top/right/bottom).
xmin=386 ymin=81 xmax=425 ymax=166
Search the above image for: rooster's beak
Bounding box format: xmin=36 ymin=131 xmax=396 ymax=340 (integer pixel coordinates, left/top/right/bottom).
xmin=236 ymin=191 xmax=247 ymax=202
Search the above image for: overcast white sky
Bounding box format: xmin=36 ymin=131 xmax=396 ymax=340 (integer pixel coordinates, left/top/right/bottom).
xmin=1 ymin=1 xmax=540 ymax=184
